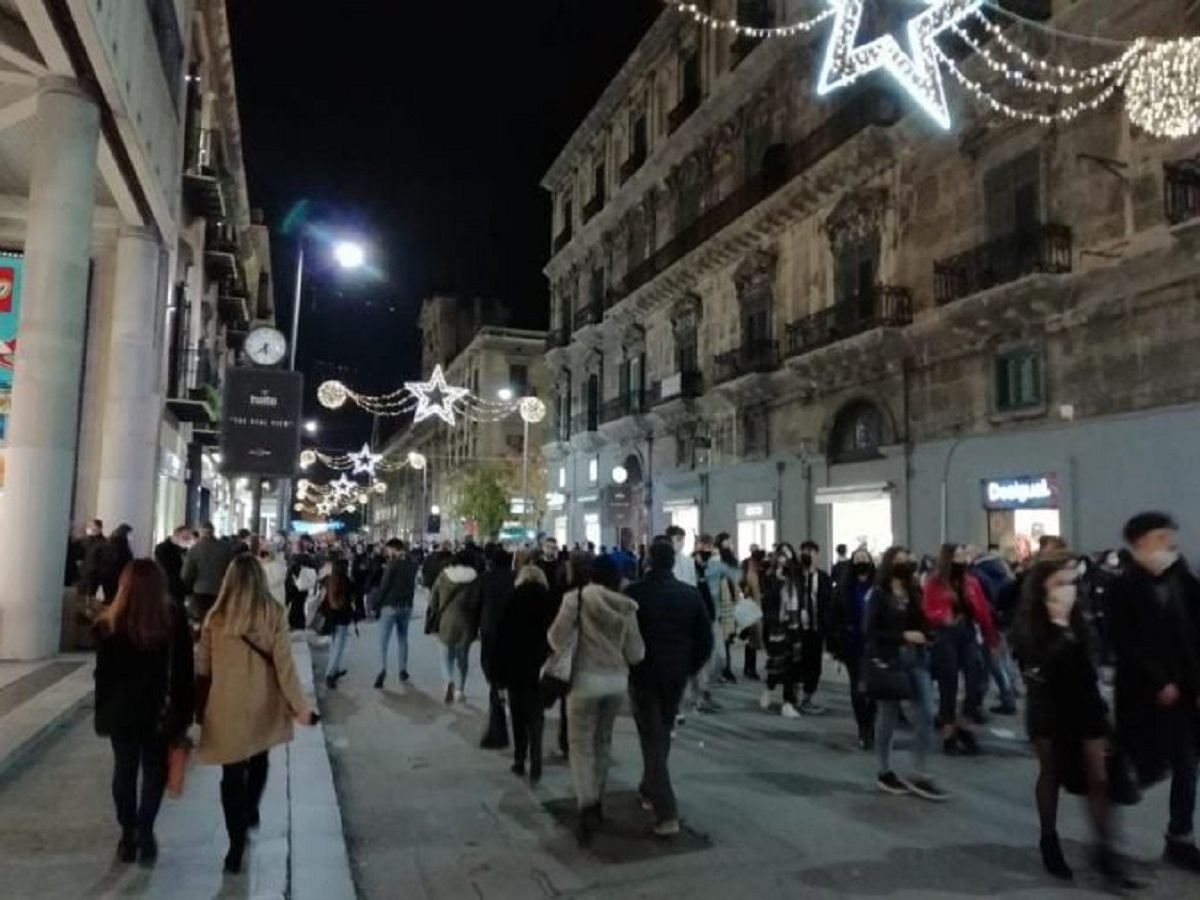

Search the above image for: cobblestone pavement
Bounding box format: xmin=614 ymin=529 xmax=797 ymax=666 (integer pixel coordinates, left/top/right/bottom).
xmin=317 ymin=615 xmax=1198 ymax=900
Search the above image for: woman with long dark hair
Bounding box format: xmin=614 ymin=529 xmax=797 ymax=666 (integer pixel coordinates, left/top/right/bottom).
xmin=1014 ymin=553 xmax=1133 ymax=887
xmin=94 ymin=559 xmax=194 ymax=864
xmin=760 ymin=543 xmax=806 ymax=718
xmin=922 ymin=543 xmax=997 ymax=754
xmin=321 ymin=560 xmax=356 ymax=689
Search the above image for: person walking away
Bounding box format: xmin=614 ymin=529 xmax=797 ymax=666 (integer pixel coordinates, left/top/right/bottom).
xmin=284 ymin=539 xmax=319 ymax=632
xmin=154 ymin=526 xmax=191 ymax=607
xmin=1109 ymin=511 xmax=1200 ymax=873
xmin=795 ymin=541 xmax=832 ymax=714
xmin=969 ymin=545 xmax=1019 ymax=715
xmin=493 ymin=564 xmax=554 ymax=784
xmin=429 ymin=549 xmax=483 ymax=703
xmin=80 ymin=519 xmax=107 ymax=604
xmin=548 ymin=555 xmax=645 ymax=846
xmin=666 ymin=525 xmax=696 ymax=588
xmin=710 ymin=533 xmax=744 ymax=684
xmin=866 ymin=547 xmax=946 ymax=801
xmin=830 ymin=548 xmax=878 ymax=749
xmin=761 ymin=544 xmax=806 ymax=718
xmin=421 ymin=542 xmax=453 ymax=592
xmin=831 ymin=543 xmax=851 ymax=597
xmin=683 ymin=535 xmax=721 ymax=715
xmin=479 ymin=545 xmax=516 ymax=749
xmin=1014 ymin=552 xmax=1135 ymax=887
xmin=195 ymin=555 xmax=314 ymax=874
xmin=374 ymin=539 xmax=418 ymax=689
xmin=94 ymin=559 xmax=195 ymax=864
xmin=922 ymin=543 xmax=998 ymax=754
xmin=320 ymin=561 xmax=356 ymax=689
xmin=740 ymin=545 xmax=767 ymax=680
xmin=183 ymin=522 xmax=235 ymax=625
xmin=257 ymin=546 xmax=288 ymax=608
xmin=100 ymin=524 xmax=135 ymax=606
xmin=626 ymin=539 xmax=714 ymax=837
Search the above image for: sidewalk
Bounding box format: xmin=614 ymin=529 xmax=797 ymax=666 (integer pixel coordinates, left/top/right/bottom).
xmin=0 ymin=638 xmax=355 ymax=900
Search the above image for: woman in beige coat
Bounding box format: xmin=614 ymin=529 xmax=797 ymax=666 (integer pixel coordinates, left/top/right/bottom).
xmin=197 ymin=555 xmax=313 ymax=875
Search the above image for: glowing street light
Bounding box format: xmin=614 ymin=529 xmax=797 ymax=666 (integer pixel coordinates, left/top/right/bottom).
xmin=333 ymin=240 xmax=366 ymax=270
xmin=497 ymin=387 xmax=514 ymax=402
xmin=304 ymin=420 xmax=319 ymax=434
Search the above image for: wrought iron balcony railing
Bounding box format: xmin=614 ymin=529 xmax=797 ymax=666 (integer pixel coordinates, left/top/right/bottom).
xmin=714 ymin=338 xmax=780 ymax=386
xmin=1165 ymin=158 xmax=1200 ymax=226
xmin=654 ymin=369 xmax=704 ymax=405
xmin=785 ymin=286 xmax=913 ymax=358
xmin=933 ymin=223 xmax=1072 ymax=306
xmin=600 ymin=389 xmax=649 ymax=424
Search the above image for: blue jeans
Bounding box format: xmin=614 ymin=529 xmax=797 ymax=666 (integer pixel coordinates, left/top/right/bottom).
xmin=328 ymin=624 xmax=350 ymax=676
xmin=987 ymin=633 xmax=1017 ymax=708
xmin=442 ymin=642 xmax=470 ymax=690
xmin=378 ymin=605 xmax=411 ymax=674
xmin=876 ymin=657 xmax=935 ymax=776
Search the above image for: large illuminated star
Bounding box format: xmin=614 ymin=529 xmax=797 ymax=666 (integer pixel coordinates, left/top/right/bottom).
xmin=817 ymin=0 xmax=983 ymax=130
xmin=348 ymin=442 xmax=383 ymax=478
xmin=404 ymin=364 xmax=470 ymax=426
xmin=328 ymin=474 xmax=358 ymax=502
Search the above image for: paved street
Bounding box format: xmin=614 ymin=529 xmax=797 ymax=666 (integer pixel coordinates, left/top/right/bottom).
xmin=316 ymin=613 xmax=1197 ymax=900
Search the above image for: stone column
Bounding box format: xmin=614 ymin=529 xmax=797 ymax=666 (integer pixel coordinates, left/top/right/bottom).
xmin=0 ymin=77 xmax=101 ymax=660
xmin=95 ymin=228 xmax=162 ymax=555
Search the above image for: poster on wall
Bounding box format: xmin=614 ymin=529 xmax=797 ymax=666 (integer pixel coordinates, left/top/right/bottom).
xmin=0 ymin=252 xmax=25 ymax=492
xmin=220 ymin=368 xmax=304 ymax=477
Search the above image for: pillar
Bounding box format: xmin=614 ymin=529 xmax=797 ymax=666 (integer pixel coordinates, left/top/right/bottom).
xmin=95 ymin=228 xmax=163 ymax=554
xmin=0 ymin=77 xmax=101 ymax=660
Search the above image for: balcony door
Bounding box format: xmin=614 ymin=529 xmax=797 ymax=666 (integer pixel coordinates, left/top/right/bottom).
xmin=834 ymin=231 xmax=880 ymax=327
xmin=985 ymin=151 xmax=1041 ymax=283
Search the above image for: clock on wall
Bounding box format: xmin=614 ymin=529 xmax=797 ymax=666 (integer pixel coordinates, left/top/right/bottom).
xmin=245 ymin=326 xmax=288 ymax=367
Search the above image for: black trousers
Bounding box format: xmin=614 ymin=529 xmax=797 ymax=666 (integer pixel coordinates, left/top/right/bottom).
xmin=508 ymin=684 xmax=545 ymax=775
xmin=111 ymin=737 xmax=168 ymax=834
xmin=844 ymin=654 xmax=876 ymax=739
xmin=799 ymin=631 xmax=824 ymax=697
xmin=220 ymin=752 xmax=269 ymax=844
xmin=630 ymin=679 xmax=686 ymax=823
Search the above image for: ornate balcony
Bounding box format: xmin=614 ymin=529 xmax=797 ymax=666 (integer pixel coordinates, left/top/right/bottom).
xmin=714 ymin=339 xmax=780 ymax=386
xmin=785 ymin=286 xmax=913 ymax=358
xmin=1165 ymin=158 xmax=1200 ymax=226
xmin=166 ymin=349 xmax=220 ymax=425
xmin=653 ymin=370 xmax=704 ymax=405
xmin=600 ymin=390 xmax=649 ymax=424
xmin=545 ymin=324 xmax=572 ymax=351
xmin=933 ymin=223 xmax=1072 ymax=306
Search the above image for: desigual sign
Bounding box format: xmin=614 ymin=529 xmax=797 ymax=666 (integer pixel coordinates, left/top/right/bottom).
xmin=982 ymin=474 xmax=1059 ymax=510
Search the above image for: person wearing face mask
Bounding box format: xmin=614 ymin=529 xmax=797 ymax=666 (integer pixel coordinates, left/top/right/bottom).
xmin=1109 ymin=511 xmax=1200 ymax=873
xmin=793 ymin=540 xmax=832 ymax=715
xmin=830 ymin=547 xmax=878 ymax=749
xmin=154 ymin=525 xmax=192 ymax=608
xmin=707 ymin=533 xmax=744 ymax=684
xmin=740 ymin=545 xmax=768 ymax=680
xmin=1015 ymin=553 xmax=1135 ymax=888
xmin=761 ymin=543 xmax=806 ymax=717
xmin=922 ymin=543 xmax=998 ymax=755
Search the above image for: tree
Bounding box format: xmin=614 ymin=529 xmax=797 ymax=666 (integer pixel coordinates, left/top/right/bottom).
xmin=450 ymin=464 xmax=510 ymax=540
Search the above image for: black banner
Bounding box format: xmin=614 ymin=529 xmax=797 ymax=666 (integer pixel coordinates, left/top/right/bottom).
xmin=220 ymin=368 xmax=304 ymax=477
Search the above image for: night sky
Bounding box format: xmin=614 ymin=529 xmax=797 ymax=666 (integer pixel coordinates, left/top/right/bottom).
xmin=228 ymin=0 xmax=663 ymax=443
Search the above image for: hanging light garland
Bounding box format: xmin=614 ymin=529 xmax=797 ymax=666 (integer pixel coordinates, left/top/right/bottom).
xmin=1123 ymin=38 xmax=1200 ymax=140
xmin=663 ymin=0 xmax=834 ymax=38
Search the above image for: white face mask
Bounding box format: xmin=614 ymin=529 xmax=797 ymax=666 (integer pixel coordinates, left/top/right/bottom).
xmin=1149 ymin=549 xmax=1180 ymax=574
xmin=1047 ymin=584 xmax=1077 ymax=622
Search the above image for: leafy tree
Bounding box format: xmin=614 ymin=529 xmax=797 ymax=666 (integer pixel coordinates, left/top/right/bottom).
xmin=450 ymin=465 xmax=510 ymax=540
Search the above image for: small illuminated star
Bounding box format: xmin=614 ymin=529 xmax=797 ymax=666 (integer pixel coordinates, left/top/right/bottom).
xmin=817 ymin=0 xmax=984 ymax=130
xmin=316 ymin=498 xmax=336 ymax=517
xmin=348 ymin=442 xmax=383 ymax=478
xmin=405 ymin=364 xmax=470 ymax=426
xmin=329 ymin=474 xmax=358 ymax=501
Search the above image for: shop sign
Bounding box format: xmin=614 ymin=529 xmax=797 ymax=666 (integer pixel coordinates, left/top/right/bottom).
xmin=221 ymin=368 xmax=304 ymax=477
xmin=606 ymin=484 xmax=633 ymax=527
xmin=577 ymin=494 xmax=600 ymax=505
xmin=982 ymin=474 xmax=1059 ymax=510
xmin=662 ymin=498 xmax=698 ymax=511
xmin=737 ymin=502 xmax=774 ymax=520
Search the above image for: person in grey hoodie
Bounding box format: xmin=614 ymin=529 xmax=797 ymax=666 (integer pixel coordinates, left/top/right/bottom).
xmin=548 ymin=555 xmax=645 ymax=846
xmin=429 ymin=550 xmax=482 ymax=704
xmin=182 ymin=522 xmax=234 ymax=623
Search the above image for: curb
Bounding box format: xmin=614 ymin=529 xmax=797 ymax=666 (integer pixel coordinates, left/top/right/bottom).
xmin=0 ymin=661 xmax=95 ymax=785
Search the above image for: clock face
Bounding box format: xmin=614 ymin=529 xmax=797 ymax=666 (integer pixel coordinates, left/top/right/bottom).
xmin=246 ymin=327 xmax=287 ymax=366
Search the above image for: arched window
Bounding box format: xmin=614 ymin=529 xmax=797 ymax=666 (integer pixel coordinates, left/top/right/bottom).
xmin=829 ymin=400 xmax=886 ymax=464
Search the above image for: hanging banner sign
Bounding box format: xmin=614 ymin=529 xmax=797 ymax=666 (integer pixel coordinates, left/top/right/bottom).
xmin=221 ymin=368 xmax=304 ymax=477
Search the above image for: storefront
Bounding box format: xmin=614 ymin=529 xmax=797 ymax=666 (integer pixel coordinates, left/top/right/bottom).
xmin=662 ymin=498 xmax=700 ymax=555
xmin=815 ymin=483 xmax=895 ymax=557
xmin=578 ymin=493 xmax=601 ymax=549
xmin=982 ymin=473 xmax=1061 ymax=560
xmin=154 ymin=446 xmax=186 ymax=543
xmin=735 ymin=501 xmax=776 ymax=557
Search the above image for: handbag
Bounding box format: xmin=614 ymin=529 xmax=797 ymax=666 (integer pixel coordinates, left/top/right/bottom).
xmin=733 ymin=597 xmax=764 ymax=631
xmin=864 ymin=656 xmax=914 ymax=701
xmin=540 ymin=588 xmax=583 ymax=707
xmin=424 ymin=601 xmax=441 ymax=636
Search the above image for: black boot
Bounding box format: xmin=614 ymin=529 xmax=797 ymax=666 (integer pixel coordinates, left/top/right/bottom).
xmin=1039 ymin=833 xmax=1073 ymax=881
xmin=1096 ymin=842 xmax=1140 ymax=889
xmin=138 ymin=831 xmax=158 ymax=865
xmin=116 ymin=828 xmax=137 ymax=864
xmin=576 ymin=803 xmax=602 ymax=847
xmin=744 ymin=648 xmax=760 ymax=680
xmin=223 ymin=838 xmax=245 ymax=875
xmin=373 ymin=670 xmax=385 ymax=689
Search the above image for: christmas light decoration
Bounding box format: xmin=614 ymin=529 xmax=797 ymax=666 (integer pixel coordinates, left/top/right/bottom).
xmin=663 ymin=0 xmax=834 ymax=38
xmin=299 ymin=450 xmax=317 ymax=469
xmin=348 ymin=442 xmax=383 ymax=477
xmin=316 ymin=498 xmax=336 ymax=517
xmin=518 ymin=397 xmax=547 ymax=424
xmin=373 ymin=481 xmax=388 ymax=495
xmin=405 ymin=365 xmax=470 ymax=426
xmin=407 ymin=451 xmax=427 ymax=470
xmin=317 ymin=380 xmax=349 ymax=410
xmin=818 ymin=0 xmax=984 ymax=131
xmin=1124 ymin=38 xmax=1200 ymax=139
xmin=329 ymin=474 xmax=358 ymax=502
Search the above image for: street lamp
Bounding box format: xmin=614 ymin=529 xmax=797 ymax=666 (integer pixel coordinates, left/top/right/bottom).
xmin=289 ymin=236 xmax=366 ymax=370
xmin=304 ymin=420 xmax=319 ymax=434
xmin=497 ymin=387 xmax=514 ymax=402
xmin=518 ymin=397 xmax=547 ymax=531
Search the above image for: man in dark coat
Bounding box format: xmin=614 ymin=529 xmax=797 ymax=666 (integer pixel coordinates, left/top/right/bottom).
xmin=373 ymin=539 xmax=419 ymax=688
xmin=79 ymin=519 xmax=107 ymax=601
xmin=478 ymin=545 xmax=516 ymax=749
xmin=154 ymin=526 xmax=191 ymax=606
xmin=796 ymin=540 xmax=833 ymax=715
xmin=1109 ymin=511 xmax=1200 ymax=872
xmin=625 ymin=538 xmax=715 ymax=837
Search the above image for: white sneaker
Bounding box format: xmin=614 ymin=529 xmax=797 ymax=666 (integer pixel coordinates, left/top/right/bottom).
xmin=759 ymin=689 xmax=775 ymax=711
xmin=781 ymin=702 xmax=801 ymax=719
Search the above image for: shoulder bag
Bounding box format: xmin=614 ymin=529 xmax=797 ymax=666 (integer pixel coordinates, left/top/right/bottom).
xmin=864 ymin=646 xmax=915 ymax=701
xmin=539 ymin=588 xmax=584 ymax=708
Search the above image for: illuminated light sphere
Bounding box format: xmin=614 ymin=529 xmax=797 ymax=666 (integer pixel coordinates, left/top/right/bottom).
xmin=297 ymin=478 xmax=311 ymax=492
xmin=407 ymin=451 xmax=427 ymax=470
xmin=293 ymin=503 xmax=305 ymax=512
xmin=1125 ymin=38 xmax=1200 ymax=139
xmin=300 ymin=449 xmax=317 ymax=468
xmin=345 ymin=504 xmax=358 ymax=513
xmin=518 ymin=396 xmax=547 ymax=424
xmin=612 ymin=465 xmax=629 ymax=485
xmin=373 ymin=481 xmax=388 ymax=495
xmin=358 ymin=492 xmax=370 ymax=505
xmin=317 ymin=380 xmax=349 ymax=410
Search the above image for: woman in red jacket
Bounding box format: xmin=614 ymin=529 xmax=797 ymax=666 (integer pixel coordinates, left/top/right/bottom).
xmin=922 ymin=544 xmax=998 ymax=755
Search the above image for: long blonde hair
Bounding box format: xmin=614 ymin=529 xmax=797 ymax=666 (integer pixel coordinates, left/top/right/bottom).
xmin=206 ymin=554 xmax=280 ymax=636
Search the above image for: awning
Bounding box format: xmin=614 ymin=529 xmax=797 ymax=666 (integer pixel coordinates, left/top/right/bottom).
xmin=814 ymin=483 xmax=893 ymax=505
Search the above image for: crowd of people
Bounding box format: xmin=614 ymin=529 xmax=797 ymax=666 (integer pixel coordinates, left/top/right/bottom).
xmin=70 ymin=508 xmax=1200 ymax=890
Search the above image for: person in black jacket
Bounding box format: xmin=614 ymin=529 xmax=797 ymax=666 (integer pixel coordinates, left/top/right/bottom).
xmin=1109 ymin=511 xmax=1200 ymax=873
xmin=79 ymin=519 xmax=107 ymax=601
xmin=94 ymin=559 xmax=194 ymax=865
xmin=493 ymin=564 xmax=554 ymax=784
xmin=321 ymin=561 xmax=357 ymax=689
xmin=99 ymin=524 xmax=135 ymax=605
xmin=154 ymin=526 xmax=191 ymax=607
xmin=374 ymin=539 xmax=418 ymax=689
xmin=479 ymin=545 xmax=516 ymax=749
xmin=625 ymin=538 xmax=714 ymax=837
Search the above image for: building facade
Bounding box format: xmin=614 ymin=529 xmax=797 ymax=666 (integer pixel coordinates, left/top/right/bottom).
xmin=0 ymin=0 xmax=273 ymax=659
xmin=542 ymin=0 xmax=1200 ymax=560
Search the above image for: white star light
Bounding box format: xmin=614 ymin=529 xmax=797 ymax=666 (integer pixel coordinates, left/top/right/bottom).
xmin=405 ymin=364 xmax=470 ymax=426
xmin=348 ymin=442 xmax=383 ymax=478
xmin=817 ymin=0 xmax=983 ymax=130
xmin=329 ymin=474 xmax=358 ymax=502
xmin=316 ymin=498 xmax=336 ymax=517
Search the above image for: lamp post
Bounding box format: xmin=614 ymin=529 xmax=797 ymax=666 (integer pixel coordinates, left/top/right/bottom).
xmin=289 ymin=239 xmax=365 ymax=371
xmin=517 ymin=397 xmax=547 ymax=534
xmin=408 ymin=452 xmax=427 ymax=545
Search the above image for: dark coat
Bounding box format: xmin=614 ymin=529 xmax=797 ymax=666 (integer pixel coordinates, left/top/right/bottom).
xmin=377 ymin=554 xmax=418 ymax=608
xmin=79 ymin=535 xmax=107 ymax=596
xmin=492 ymin=580 xmax=554 ymax=689
xmin=865 ymin=587 xmax=930 ymax=663
xmin=1022 ymin=622 xmax=1108 ymax=742
xmin=154 ymin=539 xmax=186 ymax=603
xmin=100 ymin=535 xmax=134 ymax=603
xmin=421 ymin=551 xmax=452 ymax=589
xmin=625 ymin=571 xmax=714 ymax=688
xmin=479 ymin=567 xmax=516 ymax=682
xmin=94 ymin=608 xmax=194 ymax=742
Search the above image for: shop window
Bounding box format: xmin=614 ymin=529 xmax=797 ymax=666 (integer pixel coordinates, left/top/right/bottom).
xmin=829 ymin=400 xmax=885 ymax=463
xmin=995 ymin=347 xmax=1044 ymax=412
xmin=588 ymin=457 xmax=599 ymax=484
xmin=508 ymin=363 xmax=528 ymax=396
xmin=558 ymin=467 xmax=566 ymax=489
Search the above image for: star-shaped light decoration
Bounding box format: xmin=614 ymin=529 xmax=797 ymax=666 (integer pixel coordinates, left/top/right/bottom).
xmin=328 ymin=473 xmax=358 ymax=502
xmin=817 ymin=0 xmax=984 ymax=130
xmin=316 ymin=498 xmax=336 ymax=517
xmin=404 ymin=364 xmax=470 ymax=426
xmin=348 ymin=442 xmax=383 ymax=478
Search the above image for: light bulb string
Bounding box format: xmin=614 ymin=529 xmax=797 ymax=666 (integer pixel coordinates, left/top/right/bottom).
xmin=980 ymin=1 xmax=1135 ymax=51
xmin=662 ymin=1 xmax=834 ymax=37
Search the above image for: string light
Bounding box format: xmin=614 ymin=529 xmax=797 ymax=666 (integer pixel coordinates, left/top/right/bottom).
xmin=317 ymin=380 xmax=349 ymax=410
xmin=1123 ymin=38 xmax=1200 ymax=139
xmin=663 ymin=0 xmax=834 ymax=38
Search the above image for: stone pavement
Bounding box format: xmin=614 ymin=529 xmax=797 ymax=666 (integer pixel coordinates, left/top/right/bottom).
xmin=0 ymin=638 xmax=353 ymax=900
xmin=316 ymin=612 xmax=1197 ymax=900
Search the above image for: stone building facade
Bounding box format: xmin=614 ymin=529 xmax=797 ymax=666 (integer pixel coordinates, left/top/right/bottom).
xmin=541 ymin=0 xmax=1200 ymax=559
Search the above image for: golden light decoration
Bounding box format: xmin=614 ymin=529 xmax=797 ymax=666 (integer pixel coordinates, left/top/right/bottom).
xmin=373 ymin=481 xmax=387 ymax=495
xmin=293 ymin=502 xmax=305 ymax=512
xmin=407 ymin=451 xmax=427 ymax=470
xmin=317 ymin=380 xmax=350 ymax=410
xmin=300 ymin=449 xmax=317 ymax=468
xmin=518 ymin=396 xmax=547 ymax=424
xmin=1124 ymin=38 xmax=1200 ymax=139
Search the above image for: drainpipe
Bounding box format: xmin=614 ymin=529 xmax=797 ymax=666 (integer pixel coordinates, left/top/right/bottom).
xmin=940 ymin=434 xmax=966 ymax=545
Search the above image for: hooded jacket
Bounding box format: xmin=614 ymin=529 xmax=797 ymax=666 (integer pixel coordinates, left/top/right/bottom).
xmin=430 ymin=564 xmax=482 ymax=645
xmin=548 ymin=583 xmax=645 ymax=681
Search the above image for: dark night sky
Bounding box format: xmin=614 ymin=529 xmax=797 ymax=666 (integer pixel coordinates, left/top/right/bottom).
xmin=228 ymin=0 xmax=662 ymax=443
